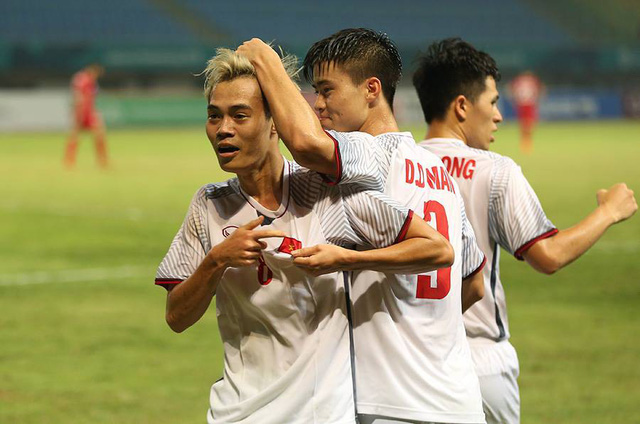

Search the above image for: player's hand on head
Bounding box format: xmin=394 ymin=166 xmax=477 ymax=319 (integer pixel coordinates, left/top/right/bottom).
xmin=292 ymin=244 xmax=352 ymax=276
xmin=596 ymin=183 xmax=638 ymax=223
xmin=236 ymin=38 xmax=279 ymax=65
xmin=209 ymin=216 xmax=286 ymax=268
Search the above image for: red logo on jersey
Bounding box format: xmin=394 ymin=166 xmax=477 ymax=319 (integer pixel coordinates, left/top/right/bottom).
xmin=277 ymin=237 xmax=302 ymax=254
xmin=222 ymin=226 xmax=238 ymax=238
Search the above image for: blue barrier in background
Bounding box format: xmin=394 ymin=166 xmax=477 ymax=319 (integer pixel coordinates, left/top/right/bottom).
xmin=500 ymin=90 xmax=624 ymax=120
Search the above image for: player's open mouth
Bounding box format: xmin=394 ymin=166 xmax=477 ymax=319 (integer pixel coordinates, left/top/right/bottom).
xmin=218 ymin=145 xmax=240 ymax=157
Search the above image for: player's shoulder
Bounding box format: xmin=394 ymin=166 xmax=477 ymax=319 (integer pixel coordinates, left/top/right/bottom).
xmin=374 ymin=131 xmax=417 ymax=151
xmin=199 ymin=179 xmax=240 ymax=201
xmin=326 ymin=129 xmax=374 ymax=142
xmin=424 ymin=138 xmax=517 ymax=166
xmin=288 ymin=159 xmax=322 ymax=181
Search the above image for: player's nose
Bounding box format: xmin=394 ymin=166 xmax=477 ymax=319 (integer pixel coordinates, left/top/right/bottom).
xmin=313 ymin=95 xmax=325 ymax=112
xmin=217 ymin=115 xmax=235 ymax=136
xmin=495 ymin=108 xmax=503 ymax=123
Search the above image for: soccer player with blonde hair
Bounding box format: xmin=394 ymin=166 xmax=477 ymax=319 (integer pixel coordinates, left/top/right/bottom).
xmin=156 ymin=47 xmax=454 ymax=424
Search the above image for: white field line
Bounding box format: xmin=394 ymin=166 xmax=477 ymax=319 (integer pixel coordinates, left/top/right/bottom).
xmin=0 ymin=265 xmax=152 ymax=286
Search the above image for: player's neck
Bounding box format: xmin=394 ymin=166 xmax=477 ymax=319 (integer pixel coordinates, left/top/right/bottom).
xmin=237 ymin=154 xmax=285 ymax=210
xmin=359 ymin=106 xmax=399 ymax=136
xmin=425 ymin=120 xmax=468 ymax=144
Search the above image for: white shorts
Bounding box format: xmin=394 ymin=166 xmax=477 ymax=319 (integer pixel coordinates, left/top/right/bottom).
xmin=468 ymin=340 xmax=520 ymax=424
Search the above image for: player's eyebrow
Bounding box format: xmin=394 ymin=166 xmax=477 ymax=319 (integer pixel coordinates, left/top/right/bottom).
xmin=312 ymin=79 xmax=331 ymax=89
xmin=207 ymin=104 xmax=252 ymax=111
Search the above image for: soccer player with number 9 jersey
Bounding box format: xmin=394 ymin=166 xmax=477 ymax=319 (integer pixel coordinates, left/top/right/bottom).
xmin=156 ymin=47 xmax=455 ymax=424
xmin=238 ymin=29 xmax=488 ymax=424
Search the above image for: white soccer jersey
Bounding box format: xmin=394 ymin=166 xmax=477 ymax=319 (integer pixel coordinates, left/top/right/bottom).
xmin=327 ymin=131 xmax=486 ymax=424
xmin=155 ymin=159 xmax=412 ymax=424
xmin=420 ymin=138 xmax=557 ymax=370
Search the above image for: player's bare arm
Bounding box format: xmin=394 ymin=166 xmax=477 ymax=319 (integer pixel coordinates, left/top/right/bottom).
xmin=523 ymin=183 xmax=637 ymax=274
xmin=292 ymin=213 xmax=454 ymax=276
xmin=237 ymin=39 xmax=337 ymax=177
xmin=461 ymin=271 xmax=485 ymax=312
xmin=165 ymin=216 xmax=285 ymax=332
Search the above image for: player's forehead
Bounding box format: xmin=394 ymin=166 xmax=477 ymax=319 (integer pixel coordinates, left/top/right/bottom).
xmin=478 ymin=76 xmax=499 ymax=100
xmin=312 ymin=61 xmax=354 ymax=87
xmin=208 ymin=76 xmax=264 ymax=110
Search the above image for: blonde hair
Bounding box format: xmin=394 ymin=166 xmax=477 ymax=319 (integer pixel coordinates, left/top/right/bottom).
xmin=203 ymin=47 xmax=300 ymax=101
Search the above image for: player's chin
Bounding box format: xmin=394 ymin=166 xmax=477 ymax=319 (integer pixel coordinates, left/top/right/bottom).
xmin=319 ymin=121 xmax=334 ymax=131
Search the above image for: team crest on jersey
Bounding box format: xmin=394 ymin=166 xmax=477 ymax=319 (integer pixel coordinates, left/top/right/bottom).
xmin=277 ymin=236 xmax=302 ymax=254
xmin=222 ymin=225 xmax=238 ymax=238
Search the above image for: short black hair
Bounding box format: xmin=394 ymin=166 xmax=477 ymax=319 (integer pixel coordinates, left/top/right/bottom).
xmin=412 ymin=38 xmax=501 ymax=124
xmin=303 ymin=28 xmax=402 ymax=108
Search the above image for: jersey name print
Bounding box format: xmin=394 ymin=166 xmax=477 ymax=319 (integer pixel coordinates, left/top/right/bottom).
xmin=327 ymin=131 xmax=486 ymax=423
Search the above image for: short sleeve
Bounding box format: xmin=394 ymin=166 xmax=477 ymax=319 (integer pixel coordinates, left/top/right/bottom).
xmin=488 ymin=157 xmax=557 ymax=259
xmin=324 ymin=130 xmax=388 ymax=191
xmin=155 ymin=187 xmax=212 ymax=289
xmin=338 ymin=185 xmax=412 ymax=248
xmin=460 ymin=197 xmax=487 ymax=278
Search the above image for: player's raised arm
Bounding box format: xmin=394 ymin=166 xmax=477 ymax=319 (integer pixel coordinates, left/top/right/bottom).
xmin=522 ymin=183 xmax=637 ymax=274
xmin=237 ymin=39 xmax=338 ymax=177
xmin=162 ymin=216 xmax=285 ymax=333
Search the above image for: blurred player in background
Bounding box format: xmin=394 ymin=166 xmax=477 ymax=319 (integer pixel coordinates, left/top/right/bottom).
xmin=64 ymin=63 xmax=108 ymax=169
xmin=239 ymin=29 xmax=488 ymax=424
xmin=155 ymin=47 xmax=453 ymax=424
xmin=413 ymin=37 xmax=638 ymax=424
xmin=509 ymin=70 xmax=543 ymax=154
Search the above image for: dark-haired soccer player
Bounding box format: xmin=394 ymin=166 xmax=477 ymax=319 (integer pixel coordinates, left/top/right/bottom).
xmin=64 ymin=64 xmax=108 ymax=169
xmin=413 ymin=37 xmax=637 ymax=424
xmin=156 ymin=47 xmax=453 ymax=424
xmin=239 ymin=29 xmax=487 ymax=424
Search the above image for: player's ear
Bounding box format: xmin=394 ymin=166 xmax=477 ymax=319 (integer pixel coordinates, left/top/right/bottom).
xmin=364 ymin=77 xmax=382 ymax=104
xmin=270 ymin=120 xmax=277 ymax=137
xmin=453 ymin=95 xmax=468 ymax=122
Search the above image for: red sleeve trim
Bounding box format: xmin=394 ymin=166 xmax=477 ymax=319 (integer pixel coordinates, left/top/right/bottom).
xmin=464 ymin=255 xmax=487 ymax=279
xmin=394 ymin=210 xmax=414 ymax=244
xmin=319 ymin=130 xmax=342 ymax=186
xmin=155 ymin=279 xmax=183 ymax=291
xmin=514 ymin=228 xmax=559 ymax=260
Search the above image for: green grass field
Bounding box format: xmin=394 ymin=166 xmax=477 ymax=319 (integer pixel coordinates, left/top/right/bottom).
xmin=1 ymin=121 xmax=639 ymax=423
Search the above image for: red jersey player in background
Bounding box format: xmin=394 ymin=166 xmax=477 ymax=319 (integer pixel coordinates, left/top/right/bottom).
xmin=509 ymin=70 xmax=543 ymax=154
xmin=64 ymin=64 xmax=108 ymax=169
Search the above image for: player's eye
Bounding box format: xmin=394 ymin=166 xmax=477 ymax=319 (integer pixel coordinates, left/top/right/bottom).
xmin=208 ymin=113 xmax=221 ymax=120
xmin=235 ymin=113 xmax=248 ymax=120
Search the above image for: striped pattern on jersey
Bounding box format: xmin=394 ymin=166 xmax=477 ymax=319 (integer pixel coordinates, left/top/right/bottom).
xmin=487 ymin=155 xmax=557 ymax=258
xmin=420 ymin=138 xmax=557 ymax=350
xmin=155 ymin=158 xmax=413 ymax=424
xmin=328 ymin=130 xmax=485 ymax=276
xmin=326 ymin=131 xmax=486 ymax=423
xmin=156 ymin=159 xmax=411 ymax=285
xmin=459 ymin=193 xmax=488 ymax=277
xmin=327 ymin=130 xmax=397 ymax=189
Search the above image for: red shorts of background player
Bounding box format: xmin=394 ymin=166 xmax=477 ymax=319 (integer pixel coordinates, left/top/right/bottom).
xmin=516 ymin=104 xmax=537 ymax=127
xmin=76 ymin=108 xmax=98 ymax=129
